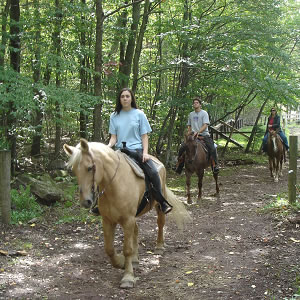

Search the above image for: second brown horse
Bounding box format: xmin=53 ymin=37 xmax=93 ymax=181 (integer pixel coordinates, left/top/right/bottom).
xmin=184 ymin=133 xmax=219 ymax=203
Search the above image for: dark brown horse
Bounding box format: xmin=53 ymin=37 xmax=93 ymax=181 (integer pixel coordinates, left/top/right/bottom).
xmin=184 ymin=133 xmax=219 ymax=203
xmin=267 ymin=130 xmax=285 ymax=182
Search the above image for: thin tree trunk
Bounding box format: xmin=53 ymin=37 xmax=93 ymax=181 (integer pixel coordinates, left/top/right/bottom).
xmin=53 ymin=0 xmax=63 ymax=157
xmin=31 ymin=0 xmax=43 ymax=156
xmin=7 ymin=0 xmax=20 ymax=175
xmin=132 ymin=0 xmax=150 ymax=93
xmin=118 ymin=0 xmax=141 ymax=89
xmin=245 ymin=98 xmax=268 ymax=153
xmin=79 ymin=0 xmax=88 ymax=139
xmin=93 ymin=0 xmax=104 ymax=142
xmin=164 ymin=0 xmax=191 ymax=166
xmin=0 ymin=0 xmax=10 ymax=68
xmin=221 ymin=90 xmax=256 ymax=156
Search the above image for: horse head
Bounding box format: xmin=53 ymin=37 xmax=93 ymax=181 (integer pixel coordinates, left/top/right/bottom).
xmin=268 ymin=129 xmax=281 ymax=153
xmin=64 ymin=138 xmax=102 ymax=209
xmin=184 ymin=132 xmax=198 ymax=164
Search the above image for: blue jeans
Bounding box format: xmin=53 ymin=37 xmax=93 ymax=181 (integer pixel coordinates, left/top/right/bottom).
xmin=262 ymin=131 xmax=289 ymax=152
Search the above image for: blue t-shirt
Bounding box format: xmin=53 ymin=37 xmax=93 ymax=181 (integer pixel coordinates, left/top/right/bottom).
xmin=109 ymin=108 xmax=152 ymax=150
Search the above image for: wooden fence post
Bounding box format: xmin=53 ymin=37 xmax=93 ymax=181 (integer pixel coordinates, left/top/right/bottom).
xmin=0 ymin=150 xmax=11 ymax=224
xmin=288 ymin=136 xmax=298 ymax=204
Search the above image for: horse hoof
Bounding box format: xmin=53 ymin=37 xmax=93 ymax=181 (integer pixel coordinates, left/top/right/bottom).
xmin=120 ymin=276 xmax=136 ymax=289
xmin=120 ymin=280 xmax=135 ymax=289
xmin=187 ymin=199 xmax=193 ymax=204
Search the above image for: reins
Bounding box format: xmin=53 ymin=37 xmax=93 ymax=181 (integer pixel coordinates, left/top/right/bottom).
xmin=88 ymin=150 xmax=121 ymax=211
xmin=187 ymin=136 xmax=199 ymax=163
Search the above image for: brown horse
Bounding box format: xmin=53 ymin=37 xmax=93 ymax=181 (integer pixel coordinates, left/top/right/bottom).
xmin=63 ymin=139 xmax=191 ymax=289
xmin=184 ymin=133 xmax=219 ymax=203
xmin=267 ymin=130 xmax=285 ymax=182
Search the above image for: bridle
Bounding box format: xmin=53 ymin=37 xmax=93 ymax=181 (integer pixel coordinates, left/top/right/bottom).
xmin=87 ymin=151 xmax=121 ymax=211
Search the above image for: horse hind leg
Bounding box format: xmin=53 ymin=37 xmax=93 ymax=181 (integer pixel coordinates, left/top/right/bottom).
xmin=213 ymin=172 xmax=220 ymax=197
xmin=132 ymin=222 xmax=139 ymax=268
xmin=154 ymin=207 xmax=166 ymax=255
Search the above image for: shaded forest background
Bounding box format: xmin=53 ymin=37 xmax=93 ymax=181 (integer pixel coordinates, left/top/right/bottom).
xmin=0 ymin=0 xmax=299 ymax=173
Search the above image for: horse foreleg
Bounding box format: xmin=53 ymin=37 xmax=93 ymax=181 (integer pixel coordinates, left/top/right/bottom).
xmin=155 ymin=209 xmax=165 ymax=254
xmin=102 ymin=218 xmax=124 ymax=269
xmin=186 ymin=173 xmax=192 ymax=204
xmin=120 ymin=217 xmax=136 ymax=289
xmin=197 ymin=170 xmax=204 ymax=201
xmin=269 ymin=157 xmax=274 ymax=178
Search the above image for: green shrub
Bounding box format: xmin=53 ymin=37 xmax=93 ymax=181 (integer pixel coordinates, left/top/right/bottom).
xmin=11 ymin=185 xmax=43 ymax=224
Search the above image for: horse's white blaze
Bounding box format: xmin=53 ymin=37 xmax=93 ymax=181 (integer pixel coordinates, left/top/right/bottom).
xmin=272 ymin=137 xmax=278 ymax=152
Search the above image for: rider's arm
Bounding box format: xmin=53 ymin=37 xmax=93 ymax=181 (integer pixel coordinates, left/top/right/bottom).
xmin=108 ymin=134 xmax=117 ymax=148
xmin=141 ymin=134 xmax=150 ymax=162
xmin=198 ymin=123 xmax=208 ymax=134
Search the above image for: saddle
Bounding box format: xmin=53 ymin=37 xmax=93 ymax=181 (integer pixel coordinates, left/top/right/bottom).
xmin=118 ymin=151 xmax=163 ymax=216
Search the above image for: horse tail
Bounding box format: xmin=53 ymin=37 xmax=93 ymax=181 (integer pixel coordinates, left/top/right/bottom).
xmin=165 ymin=187 xmax=192 ymax=231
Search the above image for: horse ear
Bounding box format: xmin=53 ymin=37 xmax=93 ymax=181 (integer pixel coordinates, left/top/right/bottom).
xmin=80 ymin=138 xmax=89 ymax=153
xmin=63 ymin=144 xmax=75 ymax=157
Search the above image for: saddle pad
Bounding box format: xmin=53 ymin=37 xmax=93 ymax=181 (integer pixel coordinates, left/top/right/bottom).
xmin=117 ymin=151 xmax=145 ymax=179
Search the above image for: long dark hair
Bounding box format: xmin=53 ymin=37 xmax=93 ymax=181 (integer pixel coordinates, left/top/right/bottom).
xmin=115 ymin=88 xmax=138 ymax=114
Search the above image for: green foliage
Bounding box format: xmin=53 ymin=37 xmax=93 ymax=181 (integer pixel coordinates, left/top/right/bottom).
xmin=260 ymin=192 xmax=300 ymax=217
xmin=11 ymin=186 xmax=43 ymax=224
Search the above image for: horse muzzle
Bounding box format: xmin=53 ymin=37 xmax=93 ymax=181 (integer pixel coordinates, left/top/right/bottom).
xmin=80 ymin=198 xmax=93 ymax=209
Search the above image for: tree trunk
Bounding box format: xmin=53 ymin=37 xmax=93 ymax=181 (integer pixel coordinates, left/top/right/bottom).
xmin=0 ymin=0 xmax=10 ymax=68
xmin=93 ymin=0 xmax=104 ymax=142
xmin=164 ymin=0 xmax=191 ymax=165
xmin=221 ymin=89 xmax=256 ymax=156
xmin=245 ymin=98 xmax=268 ymax=153
xmin=53 ymin=0 xmax=63 ymax=157
xmin=118 ymin=0 xmax=141 ymax=89
xmin=132 ymin=0 xmax=150 ymax=93
xmin=31 ymin=0 xmax=43 ymax=156
xmin=0 ymin=150 xmax=11 ymax=224
xmin=7 ymin=0 xmax=20 ymax=175
xmin=79 ymin=0 xmax=88 ymax=139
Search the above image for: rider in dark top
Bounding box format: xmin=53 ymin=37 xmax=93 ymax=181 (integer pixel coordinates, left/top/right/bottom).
xmin=262 ymin=107 xmax=289 ymax=152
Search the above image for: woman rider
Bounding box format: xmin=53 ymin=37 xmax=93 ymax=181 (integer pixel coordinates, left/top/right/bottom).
xmin=107 ymin=88 xmax=172 ymax=214
xmin=262 ymin=107 xmax=289 ymax=152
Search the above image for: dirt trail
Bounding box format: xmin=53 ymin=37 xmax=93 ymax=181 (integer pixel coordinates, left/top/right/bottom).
xmin=0 ymin=161 xmax=299 ymax=300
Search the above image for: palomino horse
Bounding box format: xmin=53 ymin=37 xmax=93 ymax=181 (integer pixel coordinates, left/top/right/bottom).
xmin=63 ymin=139 xmax=190 ymax=289
xmin=184 ymin=133 xmax=219 ymax=203
xmin=267 ymin=130 xmax=285 ymax=182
